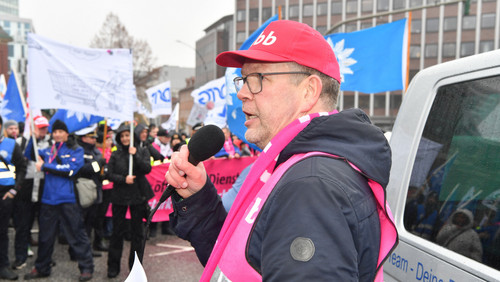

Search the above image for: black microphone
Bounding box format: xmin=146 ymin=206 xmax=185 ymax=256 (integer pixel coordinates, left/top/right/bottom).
xmin=156 ymin=124 xmax=225 ymax=204
xmin=142 ymin=125 xmax=225 ymax=253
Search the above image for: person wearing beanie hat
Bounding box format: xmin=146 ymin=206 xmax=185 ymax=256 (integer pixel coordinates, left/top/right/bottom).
xmin=152 ymin=128 xmax=172 ymax=158
xmin=0 ymin=116 xmax=27 ymax=280
xmin=3 ymin=120 xmax=19 ymax=139
xmin=166 ymin=20 xmax=395 ymax=282
xmin=24 ymin=119 xmax=94 ymax=281
xmin=51 ymin=119 xmax=68 ymax=133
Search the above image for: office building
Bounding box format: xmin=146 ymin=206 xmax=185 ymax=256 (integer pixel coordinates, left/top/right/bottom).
xmin=230 ymin=0 xmax=500 ymax=130
xmin=0 ymin=0 xmax=33 ymax=92
xmin=195 ymin=15 xmax=234 ymax=88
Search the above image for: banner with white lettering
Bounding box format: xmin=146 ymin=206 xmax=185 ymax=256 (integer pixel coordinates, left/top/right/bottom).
xmin=27 ymin=33 xmax=135 ymax=120
xmin=145 ymin=80 xmax=172 ymax=116
xmin=191 ymin=76 xmax=227 ymax=128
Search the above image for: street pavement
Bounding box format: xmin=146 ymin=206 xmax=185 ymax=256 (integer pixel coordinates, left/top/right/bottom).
xmin=6 ymin=226 xmax=204 ymax=282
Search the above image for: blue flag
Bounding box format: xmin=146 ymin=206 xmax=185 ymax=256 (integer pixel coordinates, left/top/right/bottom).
xmin=49 ymin=109 xmax=104 ymax=133
xmin=1 ymin=73 xmax=26 ymax=122
xmin=225 ymin=14 xmax=279 ymax=151
xmin=325 ymin=18 xmax=408 ymax=93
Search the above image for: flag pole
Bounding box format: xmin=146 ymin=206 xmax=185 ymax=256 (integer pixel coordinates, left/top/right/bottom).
xmin=129 ymin=120 xmax=134 ymax=176
xmin=404 ymin=12 xmax=412 ymax=94
xmin=101 ymin=118 xmax=108 ymax=155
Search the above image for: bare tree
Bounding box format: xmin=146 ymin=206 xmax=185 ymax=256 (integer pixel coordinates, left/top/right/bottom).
xmin=90 ymin=13 xmax=157 ymax=111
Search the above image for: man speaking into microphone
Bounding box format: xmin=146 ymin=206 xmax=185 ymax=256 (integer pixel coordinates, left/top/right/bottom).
xmin=166 ymin=20 xmax=397 ymax=281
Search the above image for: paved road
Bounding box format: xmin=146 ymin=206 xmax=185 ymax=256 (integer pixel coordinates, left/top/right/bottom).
xmin=6 ymin=226 xmax=204 ymax=281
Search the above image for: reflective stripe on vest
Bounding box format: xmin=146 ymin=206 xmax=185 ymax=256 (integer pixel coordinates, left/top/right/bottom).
xmin=212 ymin=152 xmax=397 ymax=281
xmin=0 ymin=138 xmax=16 ymax=186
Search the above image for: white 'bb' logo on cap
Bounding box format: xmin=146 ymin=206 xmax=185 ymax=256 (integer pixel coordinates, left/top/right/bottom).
xmin=253 ymin=31 xmax=277 ymax=46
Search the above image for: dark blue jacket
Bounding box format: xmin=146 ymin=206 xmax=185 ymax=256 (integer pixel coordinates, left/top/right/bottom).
xmin=170 ymin=108 xmax=391 ymax=281
xmin=38 ymin=138 xmax=84 ymax=205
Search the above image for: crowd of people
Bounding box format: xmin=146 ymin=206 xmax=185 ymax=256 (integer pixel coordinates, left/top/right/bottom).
xmin=405 ymin=186 xmax=500 ymax=266
xmin=0 ymin=116 xmax=254 ymax=281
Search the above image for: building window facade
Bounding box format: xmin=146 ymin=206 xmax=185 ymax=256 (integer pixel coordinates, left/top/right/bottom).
xmin=461 ymin=42 xmax=475 ymax=57
xmin=317 ymin=3 xmax=328 ymax=15
xmin=237 ymin=10 xmax=246 ymax=22
xmin=442 ymin=43 xmax=456 ymax=57
xmin=444 ymin=17 xmax=457 ymax=31
xmin=462 ymin=15 xmax=476 ymax=30
xmin=410 ymin=45 xmax=421 ymax=58
xmin=426 ymin=18 xmax=439 ymax=32
xmin=481 ymin=13 xmax=495 ymax=28
xmin=303 ymin=4 xmax=314 ymax=17
xmin=289 ymin=5 xmax=299 ymax=18
xmin=425 ymin=44 xmax=438 ymax=58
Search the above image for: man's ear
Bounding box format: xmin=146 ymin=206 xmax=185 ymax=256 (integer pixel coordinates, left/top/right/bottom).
xmin=300 ymin=75 xmax=323 ymax=113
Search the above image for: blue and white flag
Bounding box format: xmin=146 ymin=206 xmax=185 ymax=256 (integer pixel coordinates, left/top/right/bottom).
xmin=27 ymin=33 xmax=136 ymax=120
xmin=145 ymin=80 xmax=172 ymax=116
xmin=325 ymin=18 xmax=408 ymax=93
xmin=1 ymin=73 xmax=26 ymax=122
xmin=191 ymin=76 xmax=227 ymax=128
xmin=49 ymin=109 xmax=104 ymax=133
xmin=225 ymin=14 xmax=279 ymax=151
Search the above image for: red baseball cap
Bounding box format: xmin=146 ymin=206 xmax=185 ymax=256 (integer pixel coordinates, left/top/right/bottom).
xmin=216 ymin=20 xmax=340 ymax=83
xmin=33 ymin=116 xmax=49 ymax=129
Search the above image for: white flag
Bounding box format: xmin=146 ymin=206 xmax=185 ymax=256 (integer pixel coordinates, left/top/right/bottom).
xmin=161 ymin=103 xmax=179 ymax=132
xmin=191 ymin=76 xmax=227 ymax=128
xmin=136 ymin=100 xmax=156 ymax=118
xmin=145 ymin=80 xmax=172 ymax=116
xmin=0 ymin=74 xmax=6 ymax=98
xmin=186 ymin=102 xmax=208 ymax=127
xmin=27 ymin=33 xmax=135 ymax=120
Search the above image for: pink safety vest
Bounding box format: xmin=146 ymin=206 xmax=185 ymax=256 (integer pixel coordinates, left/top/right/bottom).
xmin=210 ymin=152 xmax=398 ymax=281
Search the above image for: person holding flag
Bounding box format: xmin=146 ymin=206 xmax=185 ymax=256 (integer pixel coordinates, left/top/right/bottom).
xmin=166 ymin=20 xmax=397 ymax=281
xmin=11 ymin=115 xmax=51 ymax=271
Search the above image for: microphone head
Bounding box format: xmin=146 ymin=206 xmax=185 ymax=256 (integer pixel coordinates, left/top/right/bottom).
xmin=187 ymin=124 xmax=225 ymax=165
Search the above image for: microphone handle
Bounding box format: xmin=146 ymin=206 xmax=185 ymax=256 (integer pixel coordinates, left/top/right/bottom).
xmin=148 ymin=185 xmax=175 ymax=224
xmin=153 ymin=153 xmax=201 ymax=213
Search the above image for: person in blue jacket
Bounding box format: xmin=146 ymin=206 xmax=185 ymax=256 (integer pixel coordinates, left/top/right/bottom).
xmin=24 ymin=119 xmax=94 ymax=281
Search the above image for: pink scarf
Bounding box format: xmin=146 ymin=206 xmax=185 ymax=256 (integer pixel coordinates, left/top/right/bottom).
xmin=223 ymin=138 xmax=236 ymax=156
xmin=201 ymin=110 xmax=338 ymax=280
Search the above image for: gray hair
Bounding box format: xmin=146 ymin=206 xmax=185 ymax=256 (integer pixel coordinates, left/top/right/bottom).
xmin=287 ymin=62 xmax=339 ymax=110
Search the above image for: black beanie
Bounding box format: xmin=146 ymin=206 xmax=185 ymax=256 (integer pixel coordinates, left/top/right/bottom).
xmin=52 ymin=119 xmax=68 ymax=133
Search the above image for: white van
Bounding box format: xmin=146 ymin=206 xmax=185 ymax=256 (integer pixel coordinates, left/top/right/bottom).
xmin=383 ymin=49 xmax=500 ymax=281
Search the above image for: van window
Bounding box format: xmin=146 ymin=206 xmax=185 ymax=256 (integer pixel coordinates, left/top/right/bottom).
xmin=404 ymin=75 xmax=500 ymax=271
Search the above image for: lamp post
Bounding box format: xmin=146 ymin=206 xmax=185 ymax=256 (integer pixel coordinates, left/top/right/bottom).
xmin=176 ymin=40 xmax=209 ymax=84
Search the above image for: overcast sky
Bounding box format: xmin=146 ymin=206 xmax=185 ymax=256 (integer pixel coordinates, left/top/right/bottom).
xmin=19 ymin=0 xmax=235 ymax=68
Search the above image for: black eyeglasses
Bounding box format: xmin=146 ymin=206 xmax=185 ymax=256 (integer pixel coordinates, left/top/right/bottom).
xmin=233 ymin=72 xmax=311 ymax=94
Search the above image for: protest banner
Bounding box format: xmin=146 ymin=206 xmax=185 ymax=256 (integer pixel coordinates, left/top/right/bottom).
xmin=107 ymin=156 xmax=257 ymax=221
xmin=27 ymin=33 xmax=135 ymax=121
